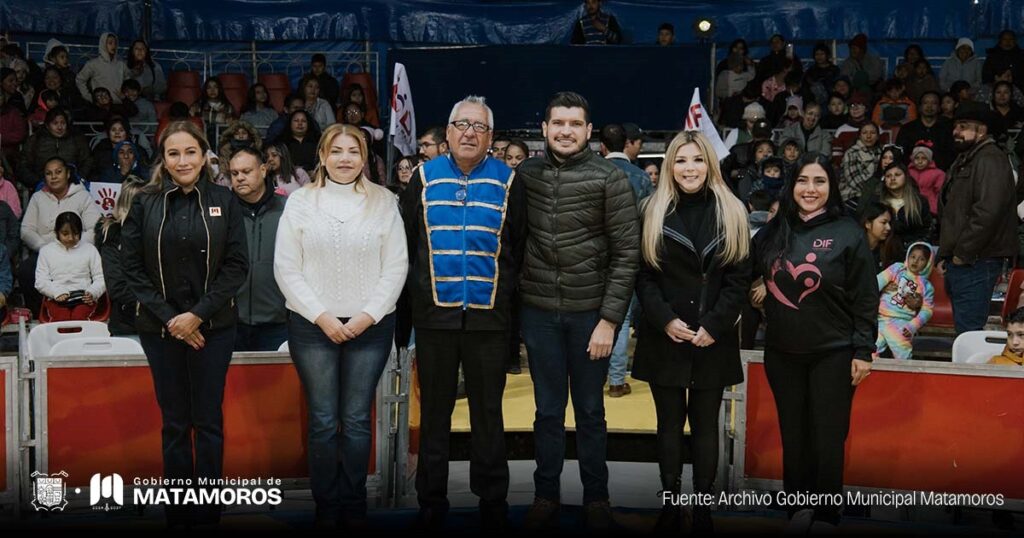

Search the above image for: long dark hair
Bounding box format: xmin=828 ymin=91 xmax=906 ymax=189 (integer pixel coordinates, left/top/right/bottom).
xmin=880 ymin=162 xmax=925 ymax=225
xmin=265 ymin=142 xmax=297 ymax=183
xmin=242 ymin=83 xmax=268 ymax=113
xmin=756 ymin=152 xmax=845 ymax=273
xmin=859 ymin=199 xmax=899 ymax=266
xmin=126 ymin=39 xmax=156 ymax=71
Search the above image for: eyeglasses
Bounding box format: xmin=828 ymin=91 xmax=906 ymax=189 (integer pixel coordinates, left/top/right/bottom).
xmin=419 ymin=141 xmax=437 ymax=149
xmin=450 ymin=120 xmax=491 ymax=133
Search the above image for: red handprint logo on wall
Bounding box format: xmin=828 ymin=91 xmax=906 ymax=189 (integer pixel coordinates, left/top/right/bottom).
xmin=95 ymin=187 xmax=117 ymax=215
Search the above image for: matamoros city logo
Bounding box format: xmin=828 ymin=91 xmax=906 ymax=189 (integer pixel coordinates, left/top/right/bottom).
xmin=30 ymin=470 xmax=283 ymax=511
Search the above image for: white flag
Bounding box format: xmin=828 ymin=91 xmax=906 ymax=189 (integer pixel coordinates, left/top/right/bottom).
xmin=389 ymin=63 xmax=417 ymax=157
xmin=90 ymin=182 xmax=123 ymax=217
xmin=684 ymin=88 xmax=730 ymax=161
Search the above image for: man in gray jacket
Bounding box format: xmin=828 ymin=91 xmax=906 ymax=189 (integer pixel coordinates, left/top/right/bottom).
xmin=228 ymin=147 xmax=288 ymax=351
xmin=517 ymin=92 xmax=640 ymax=531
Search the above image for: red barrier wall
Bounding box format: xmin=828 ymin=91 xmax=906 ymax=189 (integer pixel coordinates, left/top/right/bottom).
xmin=744 ymin=362 xmax=1024 ymax=497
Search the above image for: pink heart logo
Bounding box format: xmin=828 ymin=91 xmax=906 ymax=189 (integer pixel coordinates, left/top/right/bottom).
xmin=766 ymin=253 xmax=822 ymax=310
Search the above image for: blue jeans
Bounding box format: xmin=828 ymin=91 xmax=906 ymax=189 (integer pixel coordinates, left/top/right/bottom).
xmin=608 ymin=296 xmax=635 ymax=386
xmin=288 ymin=312 xmax=395 ymax=520
xmin=944 ymin=258 xmax=1005 ymax=335
xmin=521 ymin=305 xmax=610 ymax=503
xmin=234 ymin=322 xmax=289 ymax=352
xmin=140 ymin=326 xmax=236 ymax=526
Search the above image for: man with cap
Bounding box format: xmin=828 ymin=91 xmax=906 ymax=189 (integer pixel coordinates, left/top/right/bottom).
xmin=896 ymin=91 xmax=956 ymax=170
xmin=940 ymin=38 xmax=983 ymax=92
xmin=622 ymin=122 xmax=644 ymax=163
xmin=938 ymin=100 xmax=1019 ymax=334
xmin=840 ymin=34 xmax=885 ymax=96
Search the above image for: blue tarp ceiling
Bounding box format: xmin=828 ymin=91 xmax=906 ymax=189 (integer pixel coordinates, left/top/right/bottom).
xmin=2 ymin=0 xmax=1023 ymax=44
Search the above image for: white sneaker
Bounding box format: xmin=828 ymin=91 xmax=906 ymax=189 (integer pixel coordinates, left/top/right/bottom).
xmin=784 ymin=508 xmax=815 ymax=535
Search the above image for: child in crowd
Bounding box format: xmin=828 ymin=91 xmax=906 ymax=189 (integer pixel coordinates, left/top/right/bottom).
xmin=737 ymin=139 xmax=775 ymax=201
xmin=872 ymin=78 xmax=918 ymax=130
xmin=746 ymin=189 xmax=775 ymax=238
xmin=0 ymin=156 xmax=22 ymax=218
xmin=908 ymin=143 xmax=945 ymax=217
xmin=990 ymin=307 xmax=1024 ymax=366
xmin=35 ymin=212 xmax=106 ymax=322
xmin=780 ymin=138 xmax=801 ymax=183
xmin=821 ymin=93 xmax=848 ymax=129
xmin=29 ymin=90 xmax=61 ymax=128
xmin=778 ymin=95 xmax=803 ymax=128
xmin=876 ymin=242 xmax=935 ymax=360
xmin=753 ymin=156 xmax=785 ymax=198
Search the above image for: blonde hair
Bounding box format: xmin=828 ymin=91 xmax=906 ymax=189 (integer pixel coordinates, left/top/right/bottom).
xmin=313 ymin=124 xmax=392 ymax=213
xmin=102 ymin=179 xmax=144 ymax=238
xmin=145 ymin=121 xmax=214 ymax=193
xmin=641 ymin=131 xmax=749 ymax=270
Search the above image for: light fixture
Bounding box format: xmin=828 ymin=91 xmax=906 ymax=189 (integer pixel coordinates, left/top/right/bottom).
xmin=693 ymin=18 xmax=716 ymax=40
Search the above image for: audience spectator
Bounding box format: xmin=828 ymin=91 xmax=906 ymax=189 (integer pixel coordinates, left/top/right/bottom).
xmin=974 ymin=66 xmax=1024 ymax=107
xmin=0 ymin=156 xmax=21 ymax=218
xmin=908 ymin=142 xmax=944 ymax=216
xmin=490 ymin=137 xmax=511 ymax=160
xmin=307 ymin=53 xmax=339 ymax=106
xmin=736 ymin=139 xmax=776 ymax=201
xmin=781 ymin=102 xmax=832 ymax=156
xmin=871 ymin=162 xmax=933 ymax=249
xmin=265 ymin=93 xmax=305 ymax=144
xmin=264 ymin=142 xmax=310 ymax=196
xmin=821 ymin=92 xmax=848 ymax=129
xmin=356 ymin=126 xmax=387 ymax=185
xmin=277 ymin=109 xmax=319 ymax=172
xmin=940 ymin=92 xmax=958 ymax=120
xmin=656 ymin=23 xmax=675 ymax=46
xmin=2 ymin=43 xmax=42 ymax=91
xmin=716 ymin=39 xmax=754 ymax=76
xmin=504 ymin=140 xmax=529 ymax=169
xmin=28 ymin=89 xmax=59 ymax=128
xmin=939 ymin=101 xmax=1019 ymax=334
xmin=756 ymin=34 xmax=803 ymax=82
xmin=861 ymin=200 xmax=897 ymax=271
xmin=76 ymin=32 xmax=129 ymax=104
xmin=839 ymin=34 xmax=885 ymax=96
xmin=768 ymin=70 xmax=812 ymax=126
xmin=10 ymin=59 xmax=35 ymax=114
xmin=43 ymin=40 xmax=78 ymax=101
xmin=0 ymin=68 xmax=26 ymax=115
xmin=240 ymin=83 xmax=278 ymax=134
xmin=20 ymin=157 xmax=101 ymax=314
xmin=600 ymin=123 xmax=654 ymax=204
xmin=875 ymin=242 xmax=935 ymax=360
xmin=717 ymin=81 xmax=762 ymax=130
xmin=990 ymin=80 xmax=1024 ymax=131
xmin=804 ymin=42 xmax=841 ymax=105
xmin=122 ymin=79 xmax=156 ymax=123
xmin=983 ymin=30 xmax=1024 ymax=88
xmin=40 ymin=67 xmax=76 ymax=112
xmin=641 ymin=159 xmax=659 ymax=187
xmin=190 ymin=78 xmax=235 ymax=131
xmin=839 ymin=122 xmax=882 ymax=204
xmin=91 ymin=117 xmax=152 ymax=173
xmin=35 ymin=211 xmax=106 ymax=322
xmin=896 ymin=91 xmax=956 ymax=170
xmin=97 ymin=140 xmax=147 ymax=184
xmin=126 ymin=39 xmax=166 ymax=101
xmin=300 ymin=75 xmax=335 ymax=131
xmin=77 ymin=86 xmax=137 ymax=123
xmin=722 ymin=118 xmax=771 ymax=189
xmin=761 ymin=58 xmax=792 ymax=103
xmin=901 ymin=44 xmax=926 ymax=69
xmin=0 ymin=88 xmax=27 ymax=163
xmin=215 ymin=120 xmax=262 ymax=184
xmin=940 ymin=38 xmax=983 ymax=91
xmin=154 ymin=101 xmax=200 ymax=143
xmin=340 ymin=83 xmax=379 ymax=128
xmin=392 ymin=154 xmax=421 ymax=194
xmin=715 ymin=52 xmax=755 ymax=102
xmin=622 ymin=123 xmax=644 ymax=162
xmin=950 ymin=80 xmax=974 ymax=105
xmin=97 ymin=180 xmax=143 ymax=336
xmin=752 ymin=156 xmax=785 ymax=198
xmin=989 ymin=307 xmax=1024 ymax=366
xmin=906 ymin=60 xmax=940 ymax=105
xmin=832 ymin=75 xmax=853 ymax=101
xmin=19 ymin=108 xmax=93 ymax=187
xmin=872 ymin=78 xmax=918 ymax=129
xmin=779 ymin=99 xmax=804 ymax=130
xmin=832 ymin=92 xmax=872 ymax=162
xmin=570 ymin=0 xmax=622 ymax=45
xmin=417 ymin=126 xmax=448 ymax=160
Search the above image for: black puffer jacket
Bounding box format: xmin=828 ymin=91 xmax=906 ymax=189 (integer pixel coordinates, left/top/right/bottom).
xmin=517 ymin=147 xmax=640 ymax=325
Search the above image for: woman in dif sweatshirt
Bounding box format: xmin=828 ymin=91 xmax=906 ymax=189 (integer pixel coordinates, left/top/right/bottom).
xmin=753 ymin=152 xmax=876 ymax=531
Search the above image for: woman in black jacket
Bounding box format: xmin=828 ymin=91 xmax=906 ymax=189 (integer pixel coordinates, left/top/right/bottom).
xmin=753 ymin=152 xmax=875 ymax=531
xmin=633 ymin=131 xmax=751 ymax=533
xmin=120 ymin=120 xmax=248 ymax=529
xmin=873 ymin=162 xmax=933 ymax=249
xmin=96 ymin=179 xmax=144 ymax=336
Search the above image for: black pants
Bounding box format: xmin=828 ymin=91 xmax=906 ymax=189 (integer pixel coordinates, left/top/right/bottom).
xmin=17 ymin=251 xmax=40 ymax=316
xmin=415 ymin=328 xmax=509 ymax=509
xmin=507 ymin=296 xmax=522 ymax=369
xmin=764 ymin=347 xmax=856 ymax=525
xmin=140 ymin=327 xmax=236 ymax=526
xmin=649 ymin=385 xmax=723 ymax=493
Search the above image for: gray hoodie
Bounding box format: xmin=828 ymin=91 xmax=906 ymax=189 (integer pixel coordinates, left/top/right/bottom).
xmin=75 ymin=32 xmax=129 ymax=104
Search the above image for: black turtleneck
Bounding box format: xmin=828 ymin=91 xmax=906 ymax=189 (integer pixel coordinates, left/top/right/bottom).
xmin=238 ymin=183 xmax=274 ymax=215
xmin=675 ymin=187 xmax=713 ymax=255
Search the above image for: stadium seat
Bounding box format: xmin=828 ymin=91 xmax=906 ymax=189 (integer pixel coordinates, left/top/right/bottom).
xmin=168 ymin=70 xmax=201 ymax=90
xmin=48 ymin=337 xmax=144 ymax=357
xmin=928 ymin=267 xmax=954 ymax=330
xmin=28 ymin=320 xmax=110 ymax=359
xmin=951 ymin=330 xmax=1006 ymax=363
xmin=258 ymin=73 xmax=291 ymax=113
xmin=341 ymin=72 xmax=380 ymax=128
xmin=153 ymin=100 xmax=172 ymax=120
xmin=166 ymin=86 xmax=201 ymax=108
xmin=1001 ymin=268 xmax=1024 ymax=321
xmin=218 ymin=73 xmax=250 ymax=116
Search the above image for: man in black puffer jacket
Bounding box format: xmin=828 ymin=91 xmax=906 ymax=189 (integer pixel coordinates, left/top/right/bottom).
xmin=516 ymin=91 xmax=640 ymax=532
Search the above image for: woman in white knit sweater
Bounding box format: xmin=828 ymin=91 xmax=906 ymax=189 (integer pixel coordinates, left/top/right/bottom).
xmin=35 ymin=211 xmax=105 ymax=321
xmin=274 ymin=123 xmax=407 ymax=529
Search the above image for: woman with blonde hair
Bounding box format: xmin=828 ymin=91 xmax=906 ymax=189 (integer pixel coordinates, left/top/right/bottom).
xmin=121 ymin=120 xmax=249 ymax=528
xmin=274 ymin=123 xmax=407 ymax=529
xmin=98 ymin=179 xmax=144 ymax=336
xmin=632 ymin=131 xmax=751 ymax=533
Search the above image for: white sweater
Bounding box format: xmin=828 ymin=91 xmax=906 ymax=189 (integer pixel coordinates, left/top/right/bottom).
xmin=21 ymin=183 xmax=102 ymax=251
xmin=35 ymin=241 xmax=105 ymax=299
xmin=274 ymin=180 xmax=408 ymax=324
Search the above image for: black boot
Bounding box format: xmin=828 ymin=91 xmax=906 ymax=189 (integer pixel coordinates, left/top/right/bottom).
xmin=691 ymin=505 xmax=714 ymax=534
xmin=653 ymin=477 xmax=683 ymax=533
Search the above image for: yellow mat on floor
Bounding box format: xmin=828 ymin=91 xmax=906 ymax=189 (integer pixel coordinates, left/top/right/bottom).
xmin=451 ymin=374 xmax=656 ymax=434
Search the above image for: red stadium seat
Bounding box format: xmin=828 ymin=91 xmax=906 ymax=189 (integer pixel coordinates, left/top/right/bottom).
xmin=166 ymin=86 xmax=200 ymax=108
xmin=258 ymin=73 xmax=291 ymax=113
xmin=341 ymin=72 xmax=380 ymax=128
xmin=929 ymin=267 xmax=954 ymax=330
xmin=153 ymin=101 xmax=172 ymax=120
xmin=167 ymin=70 xmax=201 ymax=90
xmin=217 ymin=73 xmax=250 ymax=116
xmin=1001 ymin=269 xmax=1024 ymax=321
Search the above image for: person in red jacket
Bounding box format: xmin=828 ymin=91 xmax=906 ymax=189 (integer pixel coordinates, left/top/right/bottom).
xmin=908 ymin=143 xmax=945 ymax=216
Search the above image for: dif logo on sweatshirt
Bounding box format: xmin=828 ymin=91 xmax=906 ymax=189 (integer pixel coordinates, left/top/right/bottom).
xmin=812 ymin=238 xmax=834 ymax=252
